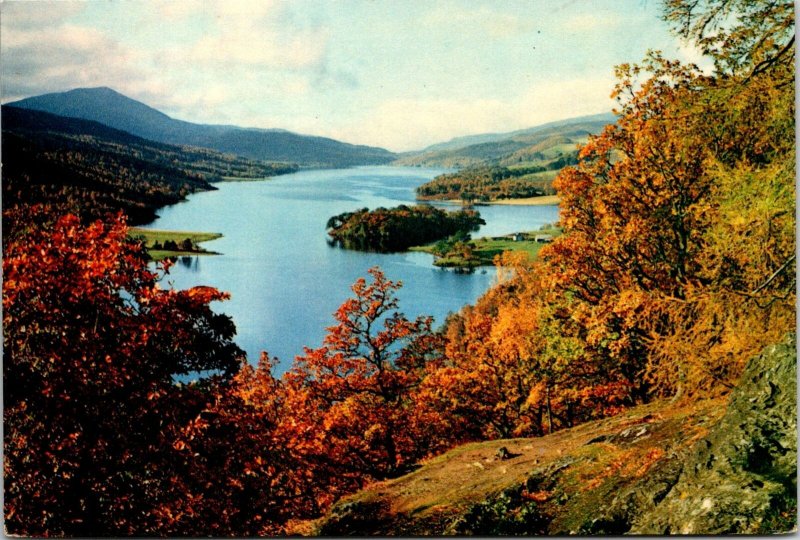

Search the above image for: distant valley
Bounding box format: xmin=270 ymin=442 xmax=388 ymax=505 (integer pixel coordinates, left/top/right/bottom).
xmin=3 ymin=86 xmax=614 ymax=223
xmin=395 ymin=112 xmax=613 ymax=169
xmin=8 ymin=87 xmax=397 ymax=169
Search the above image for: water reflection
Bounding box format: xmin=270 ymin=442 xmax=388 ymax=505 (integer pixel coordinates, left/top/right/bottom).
xmin=178 ymin=256 xmax=199 ymax=271
xmin=162 ymin=255 xmax=200 ymax=273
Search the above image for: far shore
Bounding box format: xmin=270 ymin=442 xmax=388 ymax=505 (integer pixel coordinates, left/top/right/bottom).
xmin=484 ymin=195 xmax=560 ymax=206
xmin=430 ymin=195 xmax=561 ymax=206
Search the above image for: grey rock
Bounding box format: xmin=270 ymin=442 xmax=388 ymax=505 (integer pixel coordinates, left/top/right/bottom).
xmin=632 ymin=335 xmax=797 ymax=534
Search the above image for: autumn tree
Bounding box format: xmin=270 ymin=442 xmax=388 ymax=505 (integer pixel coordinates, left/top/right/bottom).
xmin=148 ymin=353 xmax=322 ymax=536
xmin=662 ymin=0 xmax=794 ymax=78
xmin=3 ymin=207 xmax=244 ymax=536
xmin=542 ymin=0 xmax=794 ymax=399
xmin=642 ymin=0 xmax=796 ymax=396
xmin=417 ymin=251 xmax=630 ymax=442
xmin=279 ymin=267 xmax=443 ymax=508
xmin=536 ymin=54 xmax=708 ymax=406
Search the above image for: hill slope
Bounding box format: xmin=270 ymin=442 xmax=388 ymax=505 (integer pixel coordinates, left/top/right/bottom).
xmin=2 ymin=106 xmax=294 ymax=224
xmin=316 ymin=336 xmax=796 ymax=535
xmin=396 ymin=113 xmax=613 ymax=168
xmin=8 ymin=87 xmax=396 ymax=168
xmin=402 ymin=113 xmax=614 ymax=202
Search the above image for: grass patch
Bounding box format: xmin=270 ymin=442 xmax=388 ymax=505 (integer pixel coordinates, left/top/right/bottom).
xmin=411 ymin=227 xmax=561 ymax=268
xmin=128 ymin=227 xmax=223 ymax=260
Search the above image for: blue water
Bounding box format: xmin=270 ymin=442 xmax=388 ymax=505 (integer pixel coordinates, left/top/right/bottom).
xmin=143 ymin=166 xmax=559 ymax=372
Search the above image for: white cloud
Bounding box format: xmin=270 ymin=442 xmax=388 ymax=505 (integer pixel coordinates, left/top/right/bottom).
xmin=159 ymin=0 xmax=328 ymax=70
xmin=1 ymin=22 xmax=150 ymax=102
xmin=354 ymin=97 xmax=513 ymax=150
xmin=517 ymin=74 xmax=616 ymax=123
xmin=326 ymin=73 xmax=616 ymax=151
xmin=0 ymin=0 xmax=84 ymax=29
xmin=186 ymin=32 xmax=326 ymax=69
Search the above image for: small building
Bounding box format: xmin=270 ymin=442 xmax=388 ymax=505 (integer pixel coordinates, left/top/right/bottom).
xmin=509 ymin=233 xmax=525 ymax=242
xmin=534 ymin=234 xmax=553 ymax=243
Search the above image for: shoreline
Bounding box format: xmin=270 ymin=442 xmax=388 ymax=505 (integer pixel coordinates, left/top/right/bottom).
xmin=423 ymin=195 xmax=560 ymax=206
xmin=483 ymin=195 xmax=560 ymax=206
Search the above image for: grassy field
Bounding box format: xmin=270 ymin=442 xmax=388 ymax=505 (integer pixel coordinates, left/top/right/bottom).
xmin=128 ymin=227 xmax=223 ymax=260
xmin=411 ymin=227 xmax=561 ymax=268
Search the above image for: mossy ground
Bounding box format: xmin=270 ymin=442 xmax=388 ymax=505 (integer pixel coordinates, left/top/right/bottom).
xmin=315 ymin=336 xmax=797 ymax=536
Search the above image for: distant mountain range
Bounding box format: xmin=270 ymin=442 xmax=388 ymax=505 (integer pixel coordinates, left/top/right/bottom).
xmin=8 ymin=87 xmax=396 ymax=168
xmin=3 ymin=86 xmax=617 ymax=219
xmin=395 ymin=112 xmax=614 ymax=168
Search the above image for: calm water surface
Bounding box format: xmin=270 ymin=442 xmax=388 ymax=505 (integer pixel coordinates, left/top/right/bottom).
xmin=144 ymin=166 xmax=559 ymax=371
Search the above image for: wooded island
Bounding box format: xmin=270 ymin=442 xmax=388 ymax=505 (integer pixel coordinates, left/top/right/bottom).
xmin=327 ymin=204 xmax=485 ymax=252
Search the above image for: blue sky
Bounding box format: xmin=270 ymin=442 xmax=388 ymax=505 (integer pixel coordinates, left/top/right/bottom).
xmin=1 ymin=0 xmax=709 ymax=151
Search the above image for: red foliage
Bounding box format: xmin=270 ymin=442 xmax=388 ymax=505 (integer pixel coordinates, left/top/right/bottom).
xmin=279 ymin=268 xmax=444 ymax=504
xmin=3 ymin=207 xmax=244 ymax=536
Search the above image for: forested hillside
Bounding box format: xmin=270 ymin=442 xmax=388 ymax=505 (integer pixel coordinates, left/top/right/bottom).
xmin=2 ymin=0 xmax=795 ymax=536
xmin=2 ymin=106 xmax=296 ymax=225
xmin=409 ymin=117 xmax=611 ymax=201
xmin=9 ymin=87 xmax=397 ymax=168
xmin=417 ymin=162 xmax=570 ymax=202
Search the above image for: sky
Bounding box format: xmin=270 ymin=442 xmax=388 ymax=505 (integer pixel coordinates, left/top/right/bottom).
xmin=1 ymin=0 xmax=710 ymax=152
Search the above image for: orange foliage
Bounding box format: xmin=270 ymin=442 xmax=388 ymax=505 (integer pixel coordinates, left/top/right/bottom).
xmin=277 ymin=268 xmax=444 ymax=505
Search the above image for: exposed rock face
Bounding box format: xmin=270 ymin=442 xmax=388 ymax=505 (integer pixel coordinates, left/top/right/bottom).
xmin=632 ymin=336 xmax=797 ymax=534
xmin=315 ymin=336 xmax=796 ymax=535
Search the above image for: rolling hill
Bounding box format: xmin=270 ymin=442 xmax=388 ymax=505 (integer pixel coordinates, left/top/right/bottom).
xmin=406 ymin=113 xmax=614 ymax=202
xmin=395 ymin=112 xmax=614 ymax=169
xmin=8 ymin=87 xmax=397 ymax=168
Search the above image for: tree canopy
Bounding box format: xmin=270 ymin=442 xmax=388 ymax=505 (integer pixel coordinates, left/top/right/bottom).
xmin=327 ymin=204 xmax=485 ymax=252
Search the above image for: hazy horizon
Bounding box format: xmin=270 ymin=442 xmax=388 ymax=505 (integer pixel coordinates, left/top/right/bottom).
xmin=1 ymin=0 xmax=712 ymax=152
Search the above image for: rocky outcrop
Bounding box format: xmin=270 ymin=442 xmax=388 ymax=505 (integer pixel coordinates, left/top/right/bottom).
xmin=632 ymin=336 xmax=797 ymax=534
xmin=315 ymin=336 xmax=796 ymax=535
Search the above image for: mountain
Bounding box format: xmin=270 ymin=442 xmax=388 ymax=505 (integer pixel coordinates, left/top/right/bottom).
xmin=419 ymin=112 xmax=614 ymax=154
xmin=8 ymin=87 xmax=396 ymax=168
xmin=396 ymin=112 xmax=614 ymax=169
xmin=2 ymin=105 xmax=295 ymax=225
